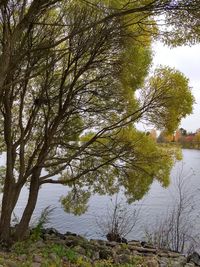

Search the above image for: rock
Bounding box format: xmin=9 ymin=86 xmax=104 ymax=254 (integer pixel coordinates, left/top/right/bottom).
xmin=33 ymin=255 xmax=43 ymax=263
xmin=106 ymin=241 xmax=118 ymax=247
xmin=31 ymin=263 xmax=41 ymax=267
xmin=35 ymin=240 xmax=45 ymax=248
xmin=65 ymin=236 xmax=81 ymax=247
xmin=91 ymin=251 xmax=100 ymax=260
xmin=157 ymin=252 xmax=168 ymax=257
xmin=187 ymin=252 xmax=200 ymax=266
xmin=17 ymin=254 xmax=27 ymax=261
xmin=43 ymin=233 xmax=60 ymax=241
xmin=62 ymin=256 xmax=69 ymax=262
xmin=99 ymin=247 xmax=113 ymax=259
xmin=129 ymin=245 xmax=157 ymax=254
xmin=49 ymin=253 xmax=57 ymax=261
xmin=121 ymin=237 xmax=128 ymax=244
xmin=89 ymin=239 xmax=99 ymax=246
xmin=146 ymin=258 xmax=159 ymax=267
xmin=117 ymin=254 xmax=131 ymax=264
xmin=4 ymin=260 xmax=18 ymax=267
xmin=65 ymin=231 xmax=77 ymax=236
xmin=128 ymin=240 xmax=142 ymax=247
xmin=73 ymin=245 xmax=86 ymax=255
xmin=115 ymin=246 xmax=130 ymax=255
xmin=97 ymin=240 xmax=107 ymax=246
xmin=44 ymin=228 xmax=59 ymax=235
xmin=158 ymin=257 xmax=169 ymax=267
xmin=51 ymin=238 xmax=66 ymax=246
xmin=106 ymin=233 xmax=127 ymax=243
xmin=177 ymin=255 xmax=187 ymax=265
xmin=0 ymin=228 xmax=191 ymax=267
xmin=168 ymin=251 xmax=181 ymax=258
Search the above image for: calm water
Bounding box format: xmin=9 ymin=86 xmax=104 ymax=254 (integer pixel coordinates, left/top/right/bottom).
xmin=13 ymin=149 xmax=200 ymax=240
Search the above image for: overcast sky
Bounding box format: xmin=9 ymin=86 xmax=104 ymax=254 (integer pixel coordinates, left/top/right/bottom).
xmin=152 ymin=42 xmax=200 ymax=133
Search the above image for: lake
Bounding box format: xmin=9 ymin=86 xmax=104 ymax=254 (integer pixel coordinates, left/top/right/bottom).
xmin=13 ymin=149 xmax=200 ymax=241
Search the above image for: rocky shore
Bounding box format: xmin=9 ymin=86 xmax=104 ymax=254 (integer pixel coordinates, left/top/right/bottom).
xmin=0 ymin=228 xmax=199 ymax=266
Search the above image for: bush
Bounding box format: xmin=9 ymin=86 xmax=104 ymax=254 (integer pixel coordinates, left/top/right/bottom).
xmin=96 ymin=195 xmax=140 ymax=242
xmin=145 ymin=164 xmax=200 ymax=254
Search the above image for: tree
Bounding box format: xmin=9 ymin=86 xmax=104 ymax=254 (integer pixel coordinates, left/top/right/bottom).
xmin=95 ymin=196 xmax=140 ymax=242
xmin=179 ymin=128 xmax=187 ymax=136
xmin=0 ymin=0 xmax=197 ymax=243
xmin=194 ymin=133 xmax=200 ymax=149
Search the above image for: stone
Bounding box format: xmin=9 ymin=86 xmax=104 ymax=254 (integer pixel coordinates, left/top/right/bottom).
xmin=170 ymin=261 xmax=184 ymax=267
xmin=49 ymin=253 xmax=57 ymax=261
xmin=73 ymin=245 xmax=86 ymax=255
xmin=129 ymin=245 xmax=157 ymax=254
xmin=35 ymin=240 xmax=45 ymax=248
xmin=99 ymin=247 xmax=113 ymax=260
xmin=158 ymin=257 xmax=169 ymax=267
xmin=44 ymin=228 xmax=59 ymax=235
xmin=65 ymin=236 xmax=80 ymax=247
xmin=52 ymin=239 xmax=66 ymax=246
xmin=117 ymin=254 xmax=131 ymax=264
xmin=168 ymin=251 xmax=181 ymax=258
xmin=4 ymin=260 xmax=18 ymax=267
xmin=106 ymin=241 xmax=118 ymax=247
xmin=128 ymin=240 xmax=142 ymax=247
xmin=65 ymin=231 xmax=77 ymax=236
xmin=91 ymin=251 xmax=100 ymax=260
xmin=56 ymin=232 xmax=65 ymax=240
xmin=115 ymin=246 xmax=130 ymax=255
xmin=31 ymin=263 xmax=41 ymax=267
xmin=89 ymin=239 xmax=99 ymax=246
xmin=62 ymin=256 xmax=69 ymax=262
xmin=94 ymin=239 xmax=107 ymax=246
xmin=159 ymin=263 xmax=168 ymax=267
xmin=146 ymin=258 xmax=159 ymax=267
xmin=18 ymin=254 xmax=27 ymax=261
xmin=177 ymin=255 xmax=187 ymax=265
xmin=33 ymin=255 xmax=43 ymax=263
xmin=187 ymin=251 xmax=200 ymax=266
xmin=157 ymin=252 xmax=168 ymax=257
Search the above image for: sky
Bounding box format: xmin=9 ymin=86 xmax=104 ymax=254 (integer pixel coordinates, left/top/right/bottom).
xmin=152 ymin=42 xmax=200 ymax=133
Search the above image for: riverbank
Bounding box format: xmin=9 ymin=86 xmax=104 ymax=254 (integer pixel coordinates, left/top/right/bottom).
xmin=0 ymin=228 xmax=198 ymax=267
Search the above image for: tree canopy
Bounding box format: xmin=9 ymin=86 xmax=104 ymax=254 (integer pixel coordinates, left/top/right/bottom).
xmin=0 ymin=0 xmax=198 ymax=242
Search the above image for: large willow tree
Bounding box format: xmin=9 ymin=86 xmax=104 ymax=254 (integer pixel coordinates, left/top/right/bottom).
xmin=0 ymin=0 xmax=197 ymax=243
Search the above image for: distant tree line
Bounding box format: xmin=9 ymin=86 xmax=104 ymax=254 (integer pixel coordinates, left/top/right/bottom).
xmin=157 ymin=128 xmax=200 ymax=149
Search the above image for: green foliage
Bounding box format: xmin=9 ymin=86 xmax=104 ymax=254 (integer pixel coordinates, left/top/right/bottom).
xmin=0 ymin=0 xmax=197 ymax=240
xmin=31 ymin=206 xmax=55 ymax=241
xmin=141 ymin=66 xmax=194 ymax=133
xmin=12 ymin=240 xmax=32 ymax=255
xmin=93 ymin=255 xmax=145 ymax=267
xmin=51 ymin=244 xmax=77 ymax=260
xmin=61 ymin=189 xmax=91 ymax=215
xmin=61 ymin=127 xmax=179 ymax=213
xmin=116 ymin=128 xmax=176 ymax=201
xmin=164 ymin=1 xmax=200 ymax=46
xmin=0 ymin=166 xmax=5 ymax=192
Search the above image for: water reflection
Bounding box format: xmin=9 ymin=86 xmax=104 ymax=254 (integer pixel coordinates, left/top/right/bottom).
xmin=13 ymin=149 xmax=200 ymax=241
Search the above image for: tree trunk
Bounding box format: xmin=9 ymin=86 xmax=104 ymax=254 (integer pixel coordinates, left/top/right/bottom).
xmin=0 ymin=182 xmax=21 ymax=243
xmin=14 ymin=170 xmax=40 ymax=241
xmin=0 ymin=177 xmax=24 ymax=243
